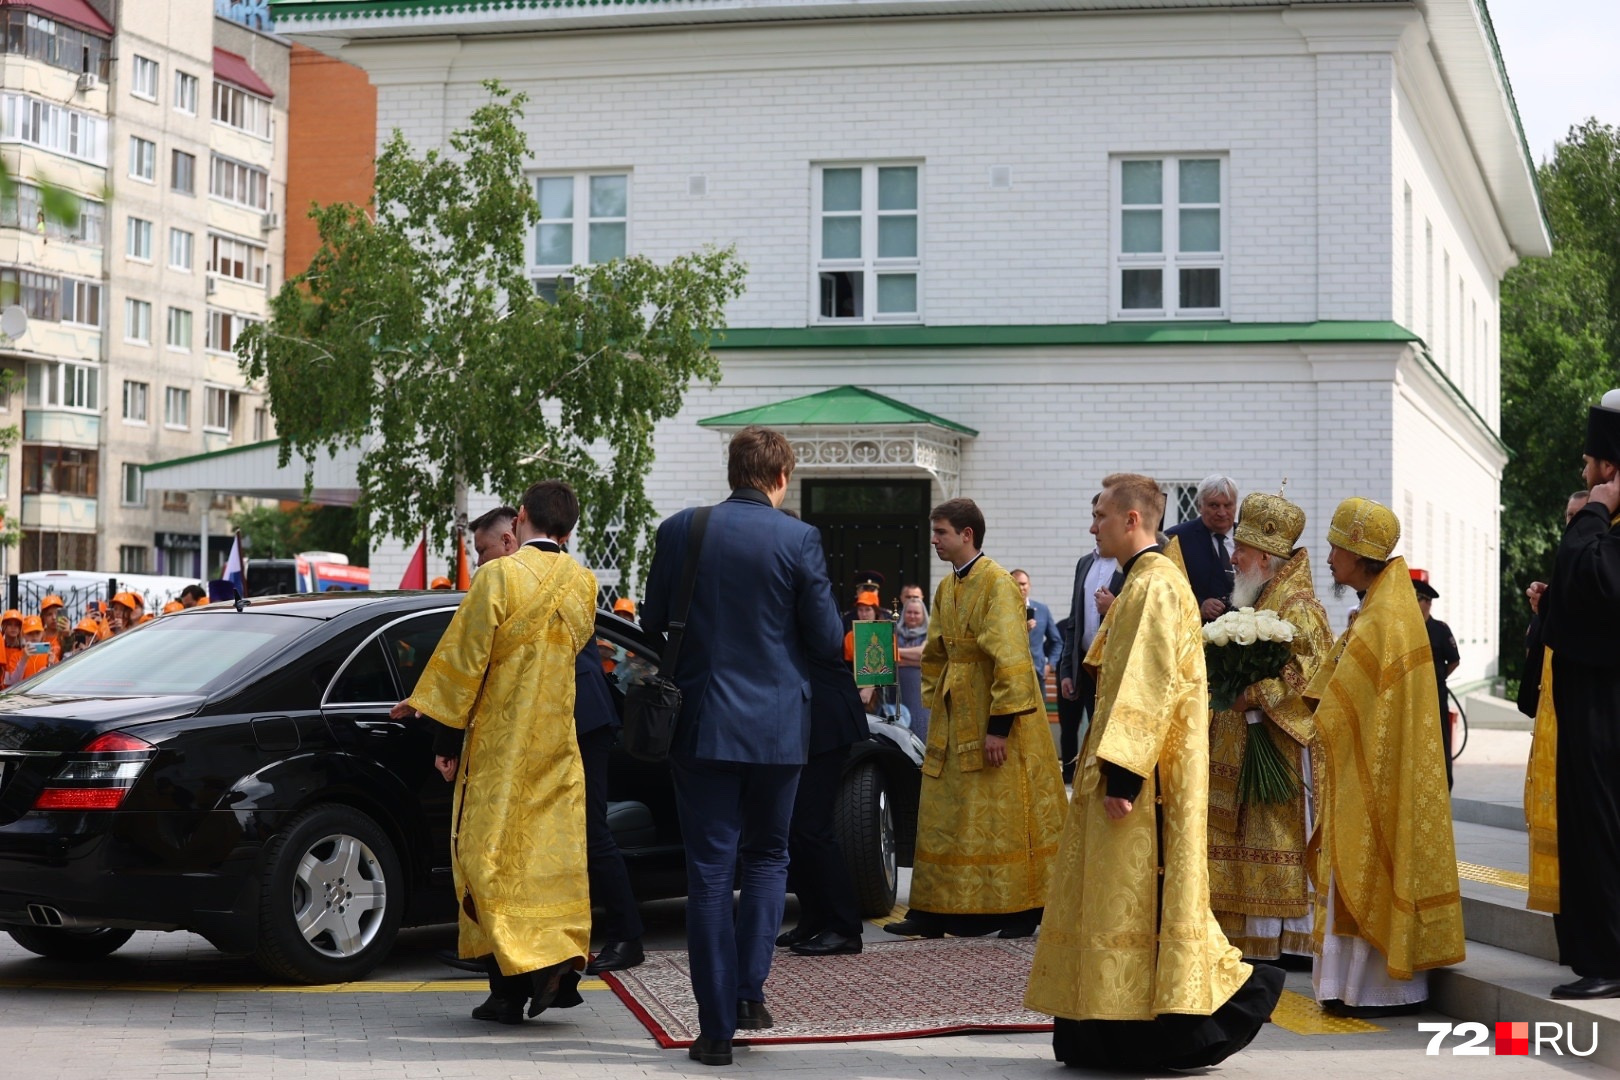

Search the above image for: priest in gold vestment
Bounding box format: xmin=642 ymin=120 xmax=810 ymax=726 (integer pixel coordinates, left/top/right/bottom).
xmin=1207 ymin=492 xmax=1331 ymax=961
xmin=884 ymin=498 xmax=1066 ymax=939
xmin=397 ymin=481 xmax=599 ymax=1022
xmin=1307 ymin=497 xmax=1464 ymax=1014
xmin=1026 ymin=474 xmax=1282 ymax=1070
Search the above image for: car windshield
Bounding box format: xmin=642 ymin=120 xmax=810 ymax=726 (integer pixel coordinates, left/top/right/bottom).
xmin=13 ymin=613 xmax=316 ymax=697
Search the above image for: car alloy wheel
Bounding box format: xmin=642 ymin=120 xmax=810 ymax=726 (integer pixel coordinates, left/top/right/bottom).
xmin=253 ymin=804 xmax=403 ymax=983
xmin=292 ymin=831 xmax=388 ymax=959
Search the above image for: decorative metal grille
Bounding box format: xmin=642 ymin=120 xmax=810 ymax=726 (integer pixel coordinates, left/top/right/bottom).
xmin=1165 ymin=483 xmax=1200 ymax=528
xmin=722 ymin=427 xmax=964 ymax=497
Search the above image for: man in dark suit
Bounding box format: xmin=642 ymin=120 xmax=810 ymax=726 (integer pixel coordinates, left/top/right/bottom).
xmin=1056 ymin=495 xmax=1118 ymax=784
xmin=1163 ymin=474 xmax=1239 ymax=622
xmin=642 ymin=426 xmax=844 ymax=1067
xmin=777 ymin=648 xmax=869 ymax=956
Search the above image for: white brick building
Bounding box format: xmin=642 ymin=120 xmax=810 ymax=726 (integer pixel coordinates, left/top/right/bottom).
xmin=273 ymin=0 xmax=1547 ymax=683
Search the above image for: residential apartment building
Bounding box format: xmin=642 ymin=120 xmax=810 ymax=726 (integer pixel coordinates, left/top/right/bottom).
xmin=0 ymin=0 xmax=285 ymax=577
xmin=276 ymin=0 xmax=1548 ymax=684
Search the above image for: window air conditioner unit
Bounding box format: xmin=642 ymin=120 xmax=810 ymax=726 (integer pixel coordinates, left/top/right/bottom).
xmin=76 ymin=72 xmax=99 ymax=93
xmin=260 ymin=213 xmax=280 ymax=232
xmin=205 ymin=275 xmax=218 ymax=295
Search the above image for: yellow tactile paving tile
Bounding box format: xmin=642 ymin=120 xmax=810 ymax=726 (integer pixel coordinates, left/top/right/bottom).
xmin=0 ymin=977 xmax=611 ymax=994
xmin=1268 ymin=989 xmax=1386 ymax=1035
xmin=1457 ymin=860 xmax=1530 ymax=892
xmin=870 ymin=903 xmax=908 ymax=927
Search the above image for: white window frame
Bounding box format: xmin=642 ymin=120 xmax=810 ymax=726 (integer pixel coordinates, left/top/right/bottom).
xmin=126 ymin=216 xmax=152 ymax=261
xmin=171 ymin=148 xmax=195 ymax=195
xmin=1110 ymin=154 xmax=1228 ymax=320
xmin=60 ymin=277 xmax=101 ymax=328
xmin=203 ymin=385 xmax=238 ymax=436
xmin=528 ymin=172 xmax=630 ymax=296
xmin=208 ymin=232 xmax=267 ymax=286
xmin=211 ymin=81 xmax=272 ymax=140
xmin=173 ymin=70 xmax=198 ymax=116
xmin=124 ymin=298 xmax=152 ymax=344
xmin=0 ymin=92 xmax=107 ymax=165
xmin=128 ymin=135 xmax=155 ymax=182
xmin=166 ymin=307 xmax=193 ymax=352
xmin=206 ymin=307 xmax=257 ymax=355
xmin=131 ymin=55 xmax=159 ymax=101
xmin=24 ymin=359 xmax=98 ymax=413
xmin=164 ymin=386 xmax=190 ymax=431
xmin=252 ymin=406 xmax=269 ymax=442
xmin=122 ymin=379 xmax=149 ymax=425
xmin=809 ymin=162 xmax=923 ymax=325
xmin=169 ymin=227 xmax=194 ymax=271
xmin=209 ymin=153 xmax=269 ymax=211
xmin=121 ymin=462 xmax=146 ymax=507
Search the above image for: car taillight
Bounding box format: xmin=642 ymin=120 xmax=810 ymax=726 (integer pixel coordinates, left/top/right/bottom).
xmin=33 ymin=732 xmax=156 ymax=812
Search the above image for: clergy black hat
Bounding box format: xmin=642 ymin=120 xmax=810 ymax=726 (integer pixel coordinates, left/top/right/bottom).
xmin=1585 ymin=389 xmax=1620 ymax=465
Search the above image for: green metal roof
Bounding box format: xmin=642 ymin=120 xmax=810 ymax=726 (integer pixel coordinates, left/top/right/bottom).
xmin=139 ymin=438 xmax=280 ymax=473
xmin=709 ymin=320 xmax=1420 ymax=350
xmin=699 ymin=385 xmax=979 ymax=436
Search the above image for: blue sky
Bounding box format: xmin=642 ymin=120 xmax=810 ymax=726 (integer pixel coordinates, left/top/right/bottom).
xmin=1486 ymin=0 xmax=1620 ymax=163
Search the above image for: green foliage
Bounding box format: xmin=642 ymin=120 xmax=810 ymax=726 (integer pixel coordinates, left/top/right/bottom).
xmin=238 ymin=82 xmax=746 ymax=586
xmin=229 ymin=504 xmax=368 ymax=566
xmin=1499 ymin=120 xmax=1620 ymax=676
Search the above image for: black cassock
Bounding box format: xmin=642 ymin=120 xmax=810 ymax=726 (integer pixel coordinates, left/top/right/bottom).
xmin=1543 ymin=501 xmax=1620 ymax=977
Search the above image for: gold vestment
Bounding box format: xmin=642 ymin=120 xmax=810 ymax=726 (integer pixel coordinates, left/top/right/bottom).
xmin=912 ymin=555 xmax=1067 ymax=915
xmin=1207 ymin=549 xmax=1331 ymax=956
xmin=1526 ymin=648 xmax=1559 ymax=913
xmin=1025 ymin=551 xmax=1251 ymax=1021
xmin=1305 ymin=556 xmax=1464 ymax=978
xmin=406 ymin=546 xmax=598 ymax=977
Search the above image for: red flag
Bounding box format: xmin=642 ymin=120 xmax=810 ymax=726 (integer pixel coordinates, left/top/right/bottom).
xmin=398 ymin=534 xmax=427 ymax=590
xmin=455 ymin=528 xmax=471 ymax=590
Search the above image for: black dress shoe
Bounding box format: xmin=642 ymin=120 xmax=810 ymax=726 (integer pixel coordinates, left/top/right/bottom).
xmin=736 ymin=999 xmax=774 ymax=1030
xmin=525 ymin=959 xmax=575 ymax=1015
xmin=1552 ymin=976 xmax=1620 ymax=999
xmin=996 ymin=917 xmax=1041 ymax=939
xmin=688 ymin=1036 xmax=733 ymax=1066
xmin=435 ymin=948 xmax=489 ymax=974
xmin=775 ymin=925 xmax=819 ymax=949
xmin=882 ymin=918 xmax=944 ymax=938
xmin=585 ymin=938 xmax=645 ymax=975
xmin=471 ymin=993 xmax=526 ymax=1024
xmin=790 ymin=929 xmax=862 ymax=956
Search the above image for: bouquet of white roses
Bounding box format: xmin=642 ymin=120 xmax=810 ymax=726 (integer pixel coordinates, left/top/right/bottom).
xmin=1203 ymin=607 xmax=1299 ymax=804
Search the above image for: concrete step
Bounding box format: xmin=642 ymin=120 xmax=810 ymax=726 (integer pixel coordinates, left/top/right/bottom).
xmin=1433 ymin=941 xmax=1620 ymax=1070
xmin=1451 ymin=817 xmax=1559 ymax=962
xmin=1453 ymin=795 xmax=1527 ymax=832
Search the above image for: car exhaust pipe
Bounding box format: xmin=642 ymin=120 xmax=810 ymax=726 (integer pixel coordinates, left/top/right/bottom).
xmin=27 ymin=904 xmax=64 ymax=927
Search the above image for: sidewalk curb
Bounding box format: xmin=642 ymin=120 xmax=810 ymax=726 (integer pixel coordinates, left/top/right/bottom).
xmin=1453 ymin=796 xmax=1527 ymax=832
xmin=1432 ymin=942 xmax=1620 ymax=1070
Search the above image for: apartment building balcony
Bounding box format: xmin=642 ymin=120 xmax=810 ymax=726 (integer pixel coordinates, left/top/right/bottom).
xmin=24 ymin=409 xmax=100 ymax=448
xmin=21 ymin=493 xmax=97 ymax=531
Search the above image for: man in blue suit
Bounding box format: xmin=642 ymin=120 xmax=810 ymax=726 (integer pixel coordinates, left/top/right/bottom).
xmin=642 ymin=426 xmax=844 ymax=1067
xmin=1163 ymin=474 xmax=1240 ymax=622
xmin=1011 ymin=569 xmax=1063 ymax=680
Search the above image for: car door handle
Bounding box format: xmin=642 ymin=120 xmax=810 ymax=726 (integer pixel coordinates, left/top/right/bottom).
xmin=353 ymin=720 xmax=406 ymax=735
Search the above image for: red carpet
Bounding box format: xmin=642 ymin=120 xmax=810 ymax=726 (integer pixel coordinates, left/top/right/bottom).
xmin=601 ymin=936 xmax=1053 ymax=1046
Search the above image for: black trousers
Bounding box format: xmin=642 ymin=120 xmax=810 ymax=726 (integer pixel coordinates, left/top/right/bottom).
xmin=786 ymin=744 xmax=862 ymax=938
xmin=1056 ymin=671 xmax=1095 ymax=784
xmin=579 ymin=723 xmax=644 ymax=942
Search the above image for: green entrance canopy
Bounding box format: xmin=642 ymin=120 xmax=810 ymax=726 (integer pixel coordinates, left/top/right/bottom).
xmin=699 ymin=385 xmax=975 ymax=495
xmin=699 ymin=385 xmax=977 ymax=436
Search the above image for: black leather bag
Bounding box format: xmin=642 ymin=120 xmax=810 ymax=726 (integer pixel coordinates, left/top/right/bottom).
xmin=620 ymin=506 xmax=711 ymax=762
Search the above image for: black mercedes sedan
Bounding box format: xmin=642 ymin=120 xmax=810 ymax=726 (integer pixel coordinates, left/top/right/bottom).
xmin=0 ymin=593 xmax=921 ymax=983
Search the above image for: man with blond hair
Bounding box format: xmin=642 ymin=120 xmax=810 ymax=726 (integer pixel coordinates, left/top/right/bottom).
xmin=1027 ymin=473 xmax=1281 ymax=1069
